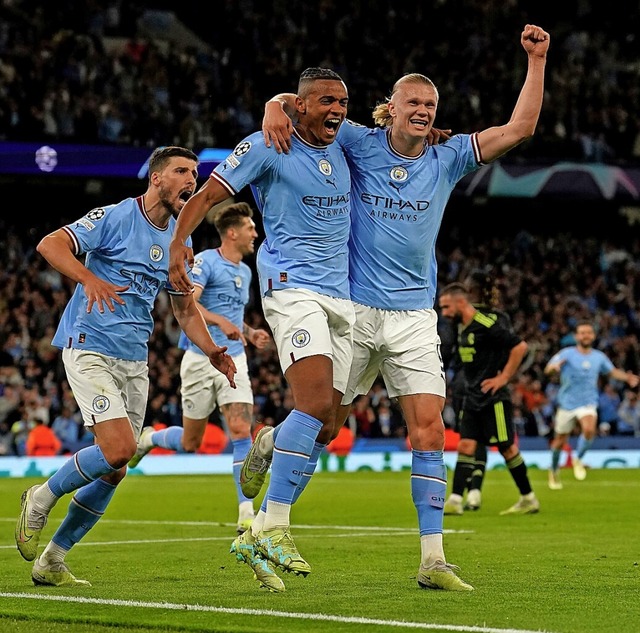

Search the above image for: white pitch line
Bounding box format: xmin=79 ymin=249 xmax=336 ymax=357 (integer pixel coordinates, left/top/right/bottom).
xmin=0 ymin=528 xmax=472 ymax=550
xmin=0 ymin=516 xmax=474 ymax=533
xmin=0 ymin=592 xmax=559 ymax=633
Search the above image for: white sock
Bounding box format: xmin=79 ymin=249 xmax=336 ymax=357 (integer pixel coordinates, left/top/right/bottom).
xmin=251 ymin=510 xmax=266 ymax=537
xmin=40 ymin=541 xmax=68 ymax=565
xmin=263 ymin=500 xmax=290 ymax=531
xmin=32 ymin=482 xmax=60 ymax=514
xmin=421 ymin=533 xmax=445 ymax=566
xmin=238 ymin=500 xmax=254 ymax=522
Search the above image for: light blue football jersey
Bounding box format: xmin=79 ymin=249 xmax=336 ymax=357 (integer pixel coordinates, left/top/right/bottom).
xmin=337 ymin=121 xmax=483 ymax=310
xmin=52 ymin=197 xmax=190 ymax=361
xmin=178 ymin=248 xmax=251 ymax=358
xmin=549 ymin=346 xmax=614 ymax=410
xmin=211 ymin=129 xmax=351 ymax=300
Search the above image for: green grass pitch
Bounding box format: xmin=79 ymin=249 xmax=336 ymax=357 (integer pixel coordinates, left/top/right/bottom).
xmin=0 ymin=467 xmax=638 ymax=633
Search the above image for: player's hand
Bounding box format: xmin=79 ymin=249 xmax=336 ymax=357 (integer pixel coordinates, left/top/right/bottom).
xmin=220 ymin=318 xmax=246 ymax=345
xmin=427 ymin=128 xmax=452 ymax=146
xmin=83 ymin=276 xmax=128 ymax=314
xmin=480 ymin=374 xmax=506 ymax=395
xmin=521 ymin=24 xmax=550 ymax=58
xmin=250 ymin=328 xmax=271 ymax=350
xmin=263 ymin=102 xmax=293 ymax=154
xmin=208 ymin=347 xmax=237 ymax=388
xmin=627 ymin=373 xmax=640 ymax=389
xmin=169 ymin=240 xmax=195 ymax=295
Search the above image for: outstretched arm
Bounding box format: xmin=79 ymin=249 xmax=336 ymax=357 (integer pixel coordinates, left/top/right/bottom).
xmin=171 ymin=293 xmax=237 ymax=388
xmin=609 ymin=368 xmax=640 ymax=388
xmin=476 ymin=24 xmax=550 ymax=163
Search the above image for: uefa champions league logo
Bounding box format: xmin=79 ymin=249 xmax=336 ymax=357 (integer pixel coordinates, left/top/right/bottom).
xmin=35 ymin=146 xmax=58 ymax=173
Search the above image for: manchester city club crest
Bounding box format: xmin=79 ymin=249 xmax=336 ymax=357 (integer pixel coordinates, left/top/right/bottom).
xmin=389 ymin=166 xmax=409 ymax=182
xmin=318 ymin=159 xmax=332 ymax=176
xmin=92 ymin=395 xmax=110 ymax=413
xmin=150 ymin=244 xmax=163 ymax=262
xmin=292 ymin=329 xmax=311 ymax=348
xmin=235 ymin=276 xmax=242 ymax=288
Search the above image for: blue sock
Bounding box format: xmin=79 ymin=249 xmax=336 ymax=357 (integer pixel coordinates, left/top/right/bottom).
xmin=52 ymin=478 xmax=117 ymax=550
xmin=576 ymin=434 xmax=593 ymax=460
xmin=292 ymin=441 xmax=325 ymax=504
xmin=48 ymin=445 xmax=118 ymax=497
xmin=551 ymin=448 xmax=562 ymax=470
xmin=411 ymin=450 xmax=446 ymax=536
xmin=266 ymin=410 xmax=322 ymax=505
xmin=151 ymin=426 xmax=184 ymax=451
xmin=232 ymin=437 xmax=252 ymax=503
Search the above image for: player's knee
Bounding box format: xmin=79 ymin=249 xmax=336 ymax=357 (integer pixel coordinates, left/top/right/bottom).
xmin=499 ymin=443 xmax=517 ymax=460
xmin=103 ymin=468 xmax=127 ymax=485
xmin=105 ymin=439 xmax=138 ymax=469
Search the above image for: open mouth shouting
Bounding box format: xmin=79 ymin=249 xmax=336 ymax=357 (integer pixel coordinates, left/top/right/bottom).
xmin=324 ymin=117 xmax=342 ymax=137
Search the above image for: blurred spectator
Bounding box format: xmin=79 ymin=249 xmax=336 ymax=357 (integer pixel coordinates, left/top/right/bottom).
xmin=0 ymin=419 xmax=15 ymax=455
xmin=0 ymin=383 xmax=20 ymax=424
xmin=598 ymin=382 xmax=623 ymax=435
xmin=11 ymin=410 xmax=36 ymax=456
xmin=26 ymin=417 xmax=62 ymax=456
xmin=350 ymin=395 xmax=376 ymax=438
xmin=616 ymin=389 xmax=640 ymax=436
xmin=325 ymin=424 xmax=355 ymax=470
xmin=51 ymin=403 xmax=91 ymax=454
xmin=377 ymin=400 xmax=393 ymax=437
xmin=197 ymin=422 xmax=228 ymax=454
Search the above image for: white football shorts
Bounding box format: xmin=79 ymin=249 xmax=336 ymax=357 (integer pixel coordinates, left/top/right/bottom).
xmin=342 ymin=304 xmax=445 ymax=403
xmin=180 ymin=349 xmax=253 ymax=419
xmin=554 ymin=405 xmax=598 ymax=434
xmin=62 ymin=347 xmax=148 ymax=437
xmin=262 ymin=288 xmax=355 ymax=393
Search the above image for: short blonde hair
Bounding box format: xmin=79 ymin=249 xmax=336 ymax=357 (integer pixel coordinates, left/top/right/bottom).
xmin=372 ymin=73 xmax=438 ymax=128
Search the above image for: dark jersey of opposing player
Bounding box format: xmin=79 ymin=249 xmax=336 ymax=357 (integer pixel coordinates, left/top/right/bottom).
xmin=456 ymin=306 xmax=522 ymax=411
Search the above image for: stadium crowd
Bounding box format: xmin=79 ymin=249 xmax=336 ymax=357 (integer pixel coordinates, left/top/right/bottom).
xmin=1 ymin=0 xmax=639 ymax=164
xmin=2 ymin=216 xmax=640 ymax=457
xmin=2 ymin=1 xmax=640 ymax=456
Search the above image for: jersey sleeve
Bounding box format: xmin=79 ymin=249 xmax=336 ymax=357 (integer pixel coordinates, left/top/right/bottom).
xmin=336 ymin=119 xmax=372 ymax=149
xmin=62 ymin=206 xmax=117 ymax=255
xmin=490 ymin=312 xmax=523 ymax=350
xmin=598 ymin=351 xmax=615 ymax=376
xmin=191 ymin=251 xmax=213 ymax=291
xmin=210 ymin=132 xmax=276 ymax=195
xmin=439 ymin=134 xmax=484 ymax=185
